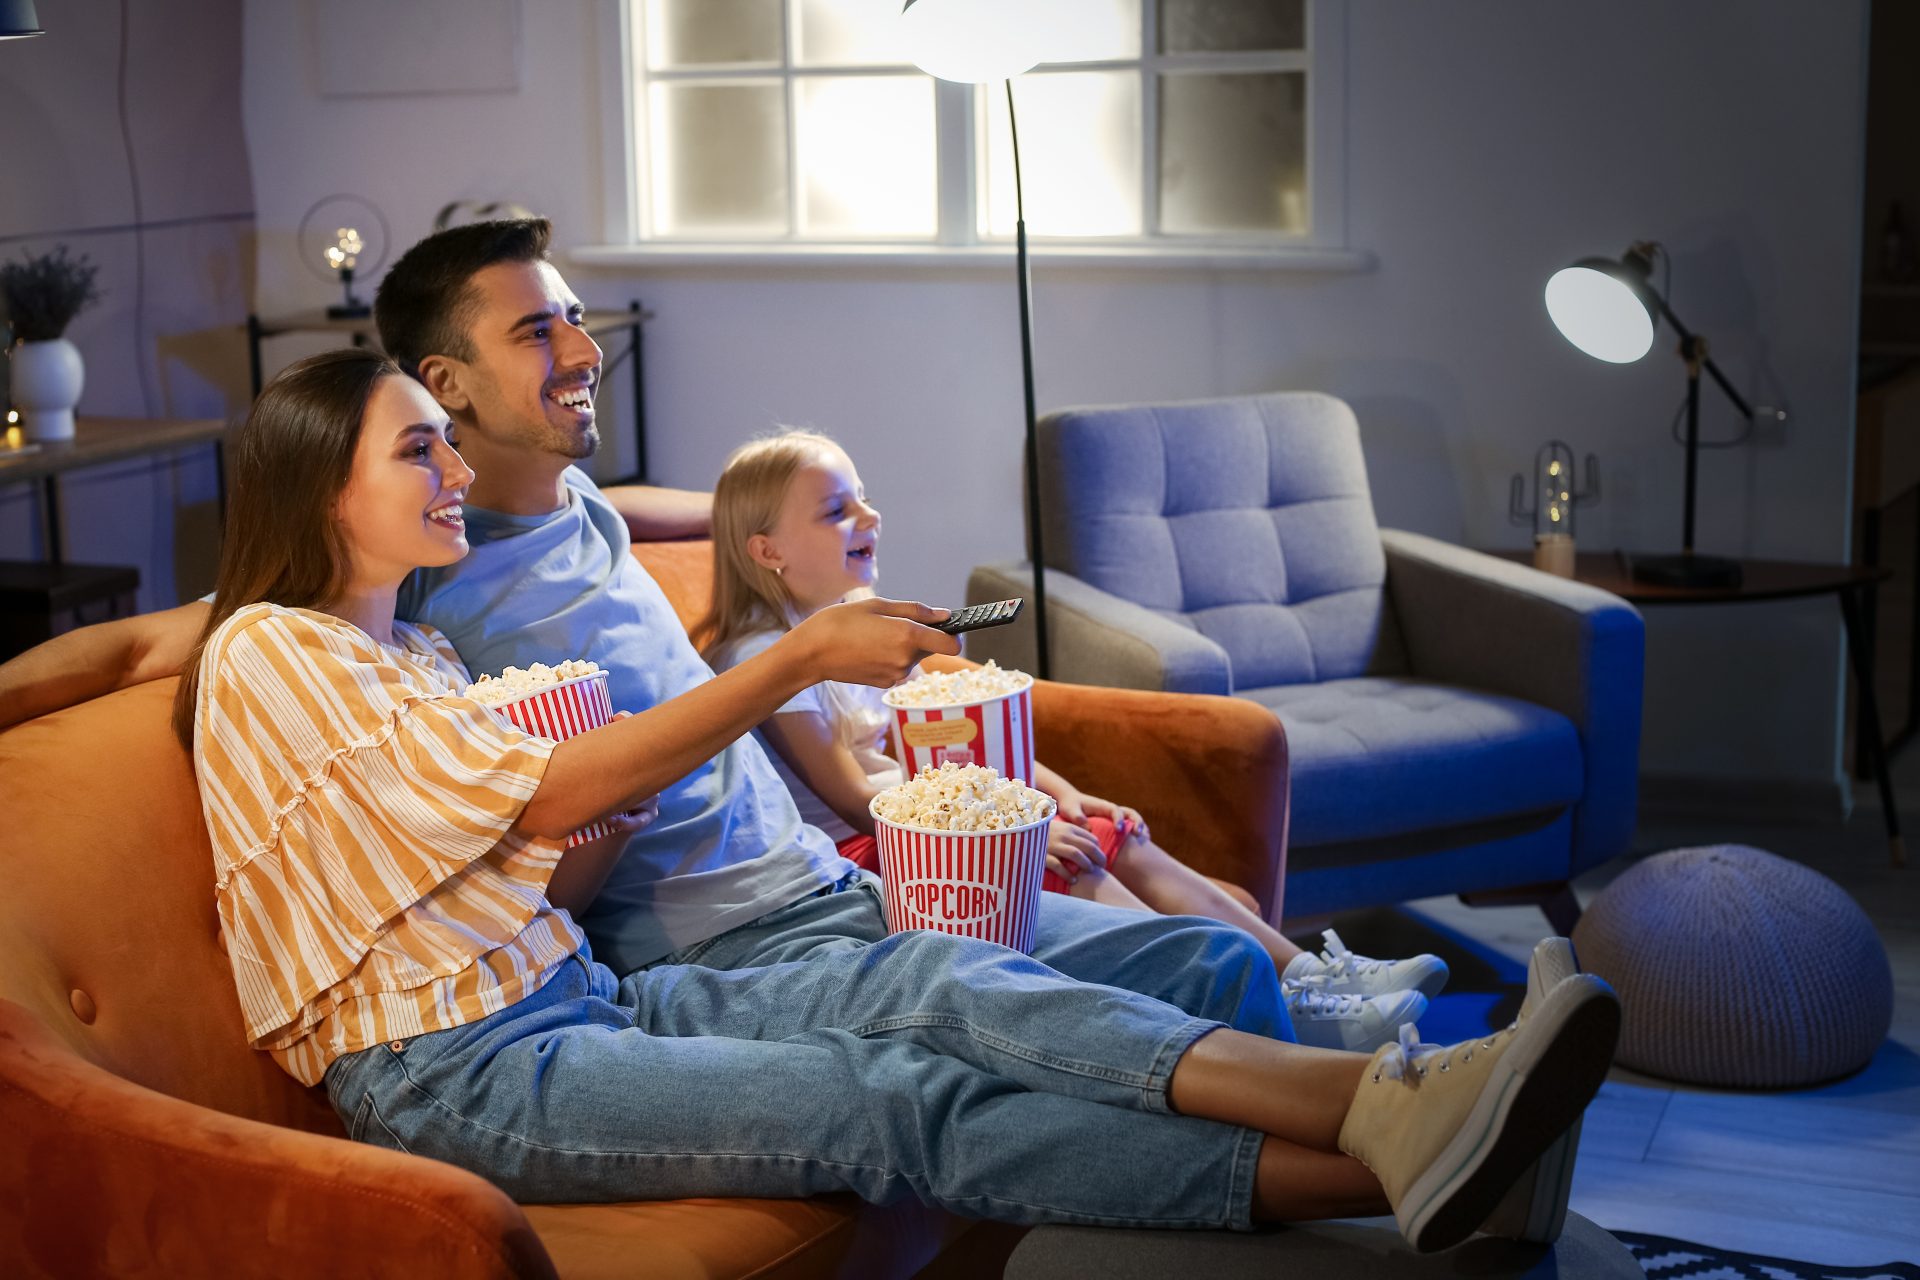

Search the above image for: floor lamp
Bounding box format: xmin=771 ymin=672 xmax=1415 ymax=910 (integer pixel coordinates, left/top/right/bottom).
xmin=901 ymin=0 xmax=1052 ymax=677
xmin=1544 ymin=241 xmax=1776 ymax=589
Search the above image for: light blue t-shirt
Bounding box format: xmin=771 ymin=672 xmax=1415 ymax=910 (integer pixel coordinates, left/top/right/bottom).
xmin=395 ymin=467 xmax=850 ymax=973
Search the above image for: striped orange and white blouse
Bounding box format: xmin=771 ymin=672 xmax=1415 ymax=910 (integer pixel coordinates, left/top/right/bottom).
xmin=193 ymin=603 xmax=584 ymax=1086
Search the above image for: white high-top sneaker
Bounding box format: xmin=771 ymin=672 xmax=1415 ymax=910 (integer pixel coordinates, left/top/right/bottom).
xmin=1284 ymin=976 xmax=1427 ymax=1053
xmin=1481 ymin=936 xmax=1585 ymax=1244
xmin=1337 ymin=972 xmax=1620 ymax=1254
xmin=1282 ymin=928 xmax=1449 ymax=999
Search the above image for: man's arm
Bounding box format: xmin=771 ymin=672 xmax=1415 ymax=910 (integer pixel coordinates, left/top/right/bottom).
xmin=0 ymin=601 xmax=209 ymax=730
xmin=600 ymin=483 xmax=712 ymax=541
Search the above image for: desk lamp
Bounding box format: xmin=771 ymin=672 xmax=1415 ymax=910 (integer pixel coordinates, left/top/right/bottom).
xmin=298 ymin=195 xmax=390 ymax=321
xmin=1545 ymin=241 xmax=1779 ymax=588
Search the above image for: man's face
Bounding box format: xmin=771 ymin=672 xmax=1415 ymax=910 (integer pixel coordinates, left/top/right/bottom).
xmin=453 ymin=259 xmax=603 ymax=460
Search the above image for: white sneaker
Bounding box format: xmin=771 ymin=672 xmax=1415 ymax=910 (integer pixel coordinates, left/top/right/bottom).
xmin=1282 ymin=928 xmax=1449 ymax=999
xmin=1482 ymin=936 xmax=1585 ymax=1245
xmin=1284 ymin=976 xmax=1427 ymax=1053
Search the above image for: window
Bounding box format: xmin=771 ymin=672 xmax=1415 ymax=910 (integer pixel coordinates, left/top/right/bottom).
xmin=608 ymin=0 xmax=1345 ymax=253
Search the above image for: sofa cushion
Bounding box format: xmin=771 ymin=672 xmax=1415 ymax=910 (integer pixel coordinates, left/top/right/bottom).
xmin=1238 ymin=678 xmax=1584 ymax=848
xmin=1039 ymin=392 xmax=1390 ymax=688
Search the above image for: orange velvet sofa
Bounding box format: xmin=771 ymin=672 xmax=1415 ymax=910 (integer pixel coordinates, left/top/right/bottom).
xmin=0 ymin=540 xmax=1289 ymax=1279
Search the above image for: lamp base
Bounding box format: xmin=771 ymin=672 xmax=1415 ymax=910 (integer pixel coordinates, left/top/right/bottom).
xmin=1630 ymin=551 xmax=1743 ymax=589
xmin=326 ymin=302 xmax=372 ymax=320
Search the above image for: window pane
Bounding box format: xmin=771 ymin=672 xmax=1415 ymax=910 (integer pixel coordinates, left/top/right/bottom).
xmin=1036 ymin=0 xmax=1140 ymax=63
xmin=1159 ymin=0 xmax=1304 ymax=53
xmin=982 ymin=72 xmax=1141 ymax=237
xmin=798 ymin=76 xmax=937 ymax=236
xmin=645 ymin=0 xmax=781 ymax=69
xmin=1159 ymin=72 xmax=1305 ymax=234
xmin=649 ymin=82 xmax=788 ymax=235
xmin=795 ymin=0 xmax=911 ymax=66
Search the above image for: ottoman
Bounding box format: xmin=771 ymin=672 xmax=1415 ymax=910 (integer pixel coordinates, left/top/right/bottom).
xmin=1572 ymin=844 xmax=1893 ymax=1087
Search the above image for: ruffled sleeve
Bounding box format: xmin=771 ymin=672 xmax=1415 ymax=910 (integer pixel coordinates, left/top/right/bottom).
xmin=195 ymin=606 xmax=557 ymax=1045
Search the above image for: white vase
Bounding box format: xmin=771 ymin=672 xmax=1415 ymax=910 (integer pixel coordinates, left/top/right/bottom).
xmin=11 ymin=337 xmax=85 ymax=441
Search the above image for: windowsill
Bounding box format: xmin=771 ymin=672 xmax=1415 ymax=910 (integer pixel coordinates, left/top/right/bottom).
xmin=569 ymin=242 xmax=1376 ymax=273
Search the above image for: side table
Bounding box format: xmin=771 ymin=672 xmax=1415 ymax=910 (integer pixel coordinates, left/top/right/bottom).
xmin=1490 ymin=550 xmax=1905 ymax=867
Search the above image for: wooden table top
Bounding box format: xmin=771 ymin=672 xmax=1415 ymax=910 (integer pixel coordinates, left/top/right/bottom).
xmin=0 ymin=417 xmax=232 ymax=485
xmin=1487 ymin=549 xmax=1889 ymax=605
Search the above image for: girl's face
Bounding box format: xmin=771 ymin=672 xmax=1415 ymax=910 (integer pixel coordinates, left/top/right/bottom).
xmin=753 ymin=443 xmax=881 ymax=613
xmin=334 ymin=375 xmax=476 ymax=591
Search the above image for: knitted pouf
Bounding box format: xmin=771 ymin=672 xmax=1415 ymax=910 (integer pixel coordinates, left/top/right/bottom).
xmin=1571 ymin=844 xmax=1893 ymax=1088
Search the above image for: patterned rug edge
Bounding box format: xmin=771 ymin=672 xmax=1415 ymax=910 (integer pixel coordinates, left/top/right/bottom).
xmin=1614 ymin=1229 xmax=1920 ymax=1280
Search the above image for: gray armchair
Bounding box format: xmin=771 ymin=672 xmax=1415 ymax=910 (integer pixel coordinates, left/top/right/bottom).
xmin=966 ymin=392 xmax=1644 ymax=931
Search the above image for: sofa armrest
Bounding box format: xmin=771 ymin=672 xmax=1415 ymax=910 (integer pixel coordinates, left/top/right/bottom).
xmin=964 ymin=563 xmax=1232 ymax=696
xmin=0 ymin=1000 xmax=555 ymax=1280
xmin=1379 ymin=529 xmax=1644 ymax=869
xmin=921 ymin=658 xmax=1287 ymax=912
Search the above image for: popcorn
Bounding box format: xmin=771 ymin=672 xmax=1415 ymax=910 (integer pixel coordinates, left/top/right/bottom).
xmin=462 ymin=659 xmax=602 ymax=706
xmin=870 ymin=762 xmax=1055 ymax=833
xmin=884 ymin=660 xmax=1032 ymax=709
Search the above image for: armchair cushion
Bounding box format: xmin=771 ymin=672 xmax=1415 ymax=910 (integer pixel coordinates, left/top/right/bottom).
xmin=1239 ymin=678 xmax=1582 ymax=848
xmin=1039 ymin=392 xmax=1391 ymax=687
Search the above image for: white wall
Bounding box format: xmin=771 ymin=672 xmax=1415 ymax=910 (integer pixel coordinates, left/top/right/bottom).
xmin=242 ymin=0 xmax=1869 ymax=795
xmin=0 ymin=0 xmax=252 ymax=612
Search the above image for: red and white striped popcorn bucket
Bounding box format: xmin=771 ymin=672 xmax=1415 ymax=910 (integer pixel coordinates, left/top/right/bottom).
xmin=483 ymin=672 xmax=617 ymax=847
xmin=884 ymin=676 xmax=1035 ymax=784
xmin=870 ymin=810 xmax=1052 ymax=954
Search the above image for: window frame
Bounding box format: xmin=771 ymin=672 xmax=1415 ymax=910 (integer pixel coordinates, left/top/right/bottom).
xmin=593 ymin=0 xmax=1353 ymax=264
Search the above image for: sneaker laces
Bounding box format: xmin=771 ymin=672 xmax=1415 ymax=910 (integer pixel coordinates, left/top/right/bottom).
xmin=1318 ymin=928 xmax=1392 ymax=977
xmin=1286 ymin=974 xmax=1367 ymax=1016
xmin=1372 ymin=1021 xmax=1514 ymax=1083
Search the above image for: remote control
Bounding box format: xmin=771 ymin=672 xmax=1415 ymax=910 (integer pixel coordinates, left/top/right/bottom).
xmin=933 ymin=598 xmax=1025 ymax=635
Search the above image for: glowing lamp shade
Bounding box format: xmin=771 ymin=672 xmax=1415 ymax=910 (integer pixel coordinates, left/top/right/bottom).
xmin=900 ymin=0 xmax=1044 ymax=83
xmin=1545 ymin=263 xmax=1656 ymax=364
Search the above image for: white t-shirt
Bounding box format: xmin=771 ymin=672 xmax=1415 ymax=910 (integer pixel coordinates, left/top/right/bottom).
xmin=711 ymin=628 xmax=906 ymax=843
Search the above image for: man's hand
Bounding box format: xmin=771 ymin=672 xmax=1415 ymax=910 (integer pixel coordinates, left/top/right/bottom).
xmin=787 ymin=597 xmax=959 ymax=688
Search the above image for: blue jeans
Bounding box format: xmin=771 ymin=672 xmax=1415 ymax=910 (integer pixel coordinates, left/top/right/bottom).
xmin=323 ymin=875 xmax=1281 ymax=1227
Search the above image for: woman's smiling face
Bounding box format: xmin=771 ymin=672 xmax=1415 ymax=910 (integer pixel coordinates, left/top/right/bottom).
xmin=333 ymin=375 xmax=476 ymax=590
xmin=754 ymin=442 xmax=881 ymax=613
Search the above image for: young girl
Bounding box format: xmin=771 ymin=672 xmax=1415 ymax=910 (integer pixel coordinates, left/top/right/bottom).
xmin=700 ymin=430 xmax=1449 ymax=1053
xmin=176 ymin=348 xmax=1621 ymax=1252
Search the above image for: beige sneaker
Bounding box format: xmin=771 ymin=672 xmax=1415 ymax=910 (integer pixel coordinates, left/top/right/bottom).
xmin=1337 ymin=971 xmax=1619 ymax=1254
xmin=1482 ymin=936 xmax=1585 ymax=1244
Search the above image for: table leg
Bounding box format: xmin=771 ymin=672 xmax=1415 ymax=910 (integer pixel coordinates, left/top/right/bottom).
xmin=40 ymin=476 xmax=62 ymax=566
xmin=247 ymin=313 xmax=264 ymax=399
xmin=1840 ymin=587 xmax=1907 ymax=868
xmin=1857 ymin=506 xmax=1881 ymax=781
xmin=629 ymin=299 xmax=646 ymax=484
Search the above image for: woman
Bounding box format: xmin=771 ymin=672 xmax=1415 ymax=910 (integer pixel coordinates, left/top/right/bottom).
xmin=177 ymin=348 xmax=1619 ymax=1252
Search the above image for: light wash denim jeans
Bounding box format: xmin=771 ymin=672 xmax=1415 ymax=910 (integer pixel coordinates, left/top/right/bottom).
xmin=323 ymin=875 xmax=1282 ymax=1227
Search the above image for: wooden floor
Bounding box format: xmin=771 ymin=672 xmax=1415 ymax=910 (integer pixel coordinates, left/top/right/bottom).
xmin=1323 ymin=759 xmax=1920 ymax=1265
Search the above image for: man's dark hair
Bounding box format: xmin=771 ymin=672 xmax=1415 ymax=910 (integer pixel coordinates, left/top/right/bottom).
xmin=373 ymin=218 xmax=552 ymax=377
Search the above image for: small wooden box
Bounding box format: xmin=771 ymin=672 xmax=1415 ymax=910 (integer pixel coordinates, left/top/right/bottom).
xmin=0 ymin=561 xmax=141 ymax=660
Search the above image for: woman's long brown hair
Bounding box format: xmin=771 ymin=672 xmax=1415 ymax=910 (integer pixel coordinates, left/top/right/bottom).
xmin=171 ymin=348 xmax=404 ymax=746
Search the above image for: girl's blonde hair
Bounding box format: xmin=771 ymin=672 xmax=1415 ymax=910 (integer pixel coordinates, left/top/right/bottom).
xmin=694 ymin=428 xmax=840 ymax=662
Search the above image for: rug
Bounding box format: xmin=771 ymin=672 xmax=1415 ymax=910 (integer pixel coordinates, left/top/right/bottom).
xmin=1617 ymin=1231 xmax=1920 ymax=1280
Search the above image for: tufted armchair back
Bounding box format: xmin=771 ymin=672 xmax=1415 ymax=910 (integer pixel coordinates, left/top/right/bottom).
xmin=1037 ymin=392 xmax=1394 ymax=690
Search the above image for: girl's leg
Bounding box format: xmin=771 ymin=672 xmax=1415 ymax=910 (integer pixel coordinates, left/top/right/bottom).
xmin=1067 ymin=864 xmax=1157 ymax=911
xmin=1112 ymin=837 xmax=1305 ymax=971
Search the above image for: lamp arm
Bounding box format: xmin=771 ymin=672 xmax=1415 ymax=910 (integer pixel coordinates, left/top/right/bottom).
xmin=1651 ymin=294 xmax=1756 ymax=420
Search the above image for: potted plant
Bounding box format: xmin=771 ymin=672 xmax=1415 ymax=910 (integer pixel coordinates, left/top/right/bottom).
xmin=2 ymin=245 xmax=102 ymax=441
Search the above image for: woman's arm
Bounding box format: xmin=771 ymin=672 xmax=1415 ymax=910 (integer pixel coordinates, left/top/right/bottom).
xmin=516 ymin=597 xmax=956 ymax=839
xmin=0 ymin=601 xmax=208 ymax=729
xmin=600 ymin=483 xmax=712 ymax=541
xmin=760 ymin=710 xmax=885 ymax=835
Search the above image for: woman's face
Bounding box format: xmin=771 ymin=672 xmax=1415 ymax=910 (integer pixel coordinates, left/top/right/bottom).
xmin=756 ymin=443 xmax=881 ymax=613
xmin=334 ymin=375 xmax=475 ymax=590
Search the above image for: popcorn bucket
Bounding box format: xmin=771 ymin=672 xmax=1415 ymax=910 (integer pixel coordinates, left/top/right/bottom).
xmin=484 ymin=672 xmax=617 ymax=846
xmin=871 ymin=809 xmax=1051 ymax=954
xmin=884 ymin=675 xmax=1035 ymax=784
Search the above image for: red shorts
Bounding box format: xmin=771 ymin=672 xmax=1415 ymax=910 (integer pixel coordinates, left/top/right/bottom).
xmin=835 ymin=815 xmax=1131 ymax=896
